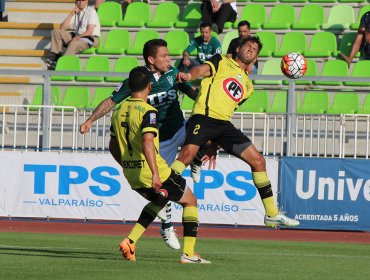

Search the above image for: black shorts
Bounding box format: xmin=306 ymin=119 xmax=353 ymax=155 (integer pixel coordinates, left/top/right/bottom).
xmin=135 ymin=170 xmax=186 ymax=207
xmin=183 ymin=114 xmax=252 ymax=155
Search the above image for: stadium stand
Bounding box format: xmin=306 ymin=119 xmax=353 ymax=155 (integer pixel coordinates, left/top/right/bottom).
xmin=76 ymin=56 xmax=110 ymax=82
xmin=236 ymin=90 xmax=269 ymax=113
xmin=97 ymin=1 xmax=122 ymax=27
xmin=314 ymin=60 xmax=349 ymax=86
xmin=291 ymin=4 xmax=324 ymax=30
xmin=296 ymin=91 xmax=330 ymax=114
xmin=233 ymin=4 xmax=266 ymax=29
xmin=91 ymin=87 xmax=115 ymax=108
xmin=30 ymin=85 xmax=61 ymax=110
xmin=147 ymin=2 xmax=180 ymax=28
xmin=96 ymin=29 xmax=130 ymax=55
xmin=126 ymin=29 xmax=159 ymax=55
xmin=344 ymin=61 xmax=370 ymax=87
xmin=51 ymin=55 xmax=81 ymax=81
xmin=262 ymin=4 xmax=295 ymax=29
xmin=105 ymin=56 xmax=138 ymax=83
xmin=321 ymin=5 xmax=355 ymax=30
xmin=117 ymin=2 xmax=150 ymax=27
xmin=60 ymin=86 xmax=90 ymax=110
xmin=266 ymin=91 xmax=287 ymax=113
xmin=273 ymin=32 xmax=306 ymax=57
xmin=304 ymin=32 xmax=337 ymax=57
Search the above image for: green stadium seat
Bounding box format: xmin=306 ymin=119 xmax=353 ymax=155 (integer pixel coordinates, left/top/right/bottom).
xmin=250 ymin=0 xmax=277 ymax=3
xmin=273 ymin=32 xmax=306 ymax=57
xmin=30 ymin=86 xmax=61 ymax=110
xmin=266 ymin=91 xmax=287 ymax=113
xmin=97 ymin=1 xmax=122 ymax=27
xmin=357 ymin=94 xmax=370 ymax=114
xmin=338 ymin=0 xmax=366 ymax=3
xmin=308 ymin=0 xmax=335 ymax=3
xmin=236 ymin=90 xmax=269 ymax=112
xmin=327 ymin=92 xmax=359 ymax=114
xmin=291 ymin=5 xmax=324 ymax=30
xmin=280 ymin=0 xmax=306 ymax=2
xmin=51 ymin=56 xmax=81 ymax=81
xmin=96 ymin=29 xmax=130 ymax=55
xmin=253 ymin=59 xmax=283 ymax=85
xmin=165 ymin=30 xmax=189 ymax=56
xmin=91 ymin=87 xmax=115 ymax=108
xmin=344 ymin=61 xmax=370 ymax=87
xmin=126 ymin=30 xmax=160 ymax=55
xmin=288 ymin=58 xmax=317 ymax=85
xmin=105 ymin=57 xmax=139 ymax=83
xmin=321 ymin=5 xmax=355 ymax=30
xmin=221 ymin=30 xmax=237 ymax=55
xmin=351 ymin=5 xmax=370 ymax=30
xmin=256 ymin=31 xmax=277 ymax=57
xmin=263 ymin=4 xmax=295 ymax=29
xmin=297 ymin=91 xmax=329 ymax=114
xmin=76 ymin=57 xmax=110 ymax=82
xmin=333 ymin=33 xmax=361 ymax=58
xmin=304 ymin=32 xmax=337 ymax=57
xmin=233 ymin=4 xmax=266 ymax=29
xmin=175 ymin=3 xmax=202 ymax=28
xmin=314 ymin=60 xmax=349 ymax=86
xmin=180 ymin=95 xmax=195 ymax=111
xmin=147 ymin=2 xmax=180 ymax=28
xmin=61 ymin=86 xmax=90 ymax=110
xmin=117 ymin=2 xmax=150 ymax=27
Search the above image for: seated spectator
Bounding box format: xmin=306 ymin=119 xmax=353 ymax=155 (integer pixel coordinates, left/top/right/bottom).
xmin=178 ymin=22 xmax=222 ymax=72
xmin=227 ymin=21 xmax=258 ymax=74
xmin=201 ymin=0 xmax=237 ymax=34
xmin=340 ymin=11 xmax=370 ymax=66
xmin=0 ymin=0 xmax=5 ymax=21
xmin=44 ymin=0 xmax=100 ymax=70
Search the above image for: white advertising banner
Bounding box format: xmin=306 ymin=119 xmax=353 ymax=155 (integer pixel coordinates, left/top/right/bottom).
xmin=0 ymin=152 xmax=278 ymax=226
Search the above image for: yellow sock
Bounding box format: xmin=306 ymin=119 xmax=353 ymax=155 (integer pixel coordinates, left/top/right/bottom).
xmin=171 ymin=160 xmax=186 ymax=174
xmin=183 ymin=237 xmax=196 ymax=257
xmin=253 ymin=171 xmax=278 ymax=217
xmin=127 ymin=223 xmax=146 ymax=244
xmin=182 ymin=206 xmax=198 ymax=256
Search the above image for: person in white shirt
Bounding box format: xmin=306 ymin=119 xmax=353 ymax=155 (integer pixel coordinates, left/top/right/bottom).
xmin=45 ymin=0 xmax=100 ymax=69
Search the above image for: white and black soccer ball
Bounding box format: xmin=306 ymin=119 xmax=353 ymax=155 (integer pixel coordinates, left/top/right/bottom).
xmin=281 ymin=53 xmax=307 ymax=79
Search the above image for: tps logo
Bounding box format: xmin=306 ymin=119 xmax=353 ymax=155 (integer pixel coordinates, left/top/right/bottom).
xmin=182 ymin=169 xmax=257 ymax=201
xmin=24 ymin=164 xmax=121 ymax=196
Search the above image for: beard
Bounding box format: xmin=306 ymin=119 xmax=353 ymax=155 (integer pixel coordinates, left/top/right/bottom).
xmin=237 ymin=52 xmax=253 ymax=65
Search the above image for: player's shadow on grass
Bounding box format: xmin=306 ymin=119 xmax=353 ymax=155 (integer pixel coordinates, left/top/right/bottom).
xmin=0 ymin=246 xmax=114 ymax=260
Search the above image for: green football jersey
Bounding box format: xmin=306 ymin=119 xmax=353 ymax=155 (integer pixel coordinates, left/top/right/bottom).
xmin=185 ymin=36 xmax=222 ymax=63
xmin=110 ymin=66 xmax=193 ymax=142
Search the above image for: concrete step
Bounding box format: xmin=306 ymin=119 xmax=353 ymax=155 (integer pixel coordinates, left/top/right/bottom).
xmin=8 ymin=8 xmax=70 ymax=23
xmin=0 ymin=49 xmax=48 ymax=57
xmin=0 ymin=35 xmax=50 ymax=50
xmin=0 ymin=62 xmax=44 ymax=70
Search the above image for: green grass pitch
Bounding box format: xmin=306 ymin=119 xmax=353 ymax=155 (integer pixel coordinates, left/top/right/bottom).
xmin=0 ymin=232 xmax=369 ymax=280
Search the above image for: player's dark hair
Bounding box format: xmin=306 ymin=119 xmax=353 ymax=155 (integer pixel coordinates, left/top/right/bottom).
xmin=143 ymin=39 xmax=167 ymax=64
xmin=239 ymin=35 xmax=263 ymax=54
xmin=128 ymin=66 xmax=151 ymax=92
xmin=199 ymin=21 xmax=212 ymax=30
xmin=238 ymin=20 xmax=250 ymax=29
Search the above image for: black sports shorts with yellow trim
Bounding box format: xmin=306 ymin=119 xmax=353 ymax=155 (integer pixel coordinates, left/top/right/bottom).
xmin=183 ymin=114 xmax=252 ymax=155
xmin=135 ymin=170 xmax=186 ymax=207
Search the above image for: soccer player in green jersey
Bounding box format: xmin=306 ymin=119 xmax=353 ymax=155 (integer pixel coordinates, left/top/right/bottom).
xmin=173 ymin=36 xmax=300 ymax=228
xmin=114 ymin=66 xmax=210 ymax=264
xmin=80 ymin=39 xmax=198 ymax=249
xmin=179 ymin=22 xmax=222 ymax=72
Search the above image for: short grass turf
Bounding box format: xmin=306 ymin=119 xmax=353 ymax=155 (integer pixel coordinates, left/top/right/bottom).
xmin=0 ymin=232 xmax=369 ymax=280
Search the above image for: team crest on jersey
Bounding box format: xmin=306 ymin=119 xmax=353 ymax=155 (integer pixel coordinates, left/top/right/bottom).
xmin=149 ymin=113 xmax=157 ymax=124
xmin=222 ymin=77 xmax=244 ymax=102
xmin=166 ymin=76 xmax=174 ymax=86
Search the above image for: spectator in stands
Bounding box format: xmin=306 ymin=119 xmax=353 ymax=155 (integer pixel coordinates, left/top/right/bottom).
xmin=178 ymin=22 xmax=222 ymax=72
xmin=44 ymin=0 xmax=100 ymax=70
xmin=0 ymin=0 xmax=5 ymax=21
xmin=227 ymin=21 xmax=258 ymax=74
xmin=340 ymin=11 xmax=370 ymax=66
xmin=201 ymin=0 xmax=237 ymax=34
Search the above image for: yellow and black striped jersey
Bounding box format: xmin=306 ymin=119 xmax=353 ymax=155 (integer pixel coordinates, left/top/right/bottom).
xmin=192 ymin=54 xmax=254 ymax=121
xmin=111 ymin=98 xmax=171 ymax=189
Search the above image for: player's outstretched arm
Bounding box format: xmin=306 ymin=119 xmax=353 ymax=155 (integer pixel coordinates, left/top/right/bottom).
xmin=80 ymin=97 xmax=116 ymax=134
xmin=177 ymin=64 xmax=211 ymax=82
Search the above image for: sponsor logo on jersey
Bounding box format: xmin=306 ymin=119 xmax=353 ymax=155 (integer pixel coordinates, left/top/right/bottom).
xmin=150 ymin=113 xmax=157 ymax=124
xmin=222 ymin=77 xmax=244 ymax=102
xmin=166 ymin=76 xmax=174 ymax=86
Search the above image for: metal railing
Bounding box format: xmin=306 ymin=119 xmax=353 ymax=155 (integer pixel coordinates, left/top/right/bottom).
xmin=0 ymin=69 xmax=369 ymax=158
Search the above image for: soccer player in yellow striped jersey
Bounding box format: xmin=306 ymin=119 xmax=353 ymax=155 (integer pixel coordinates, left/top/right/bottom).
xmin=114 ymin=66 xmax=210 ymax=264
xmin=172 ymin=36 xmax=300 ymax=228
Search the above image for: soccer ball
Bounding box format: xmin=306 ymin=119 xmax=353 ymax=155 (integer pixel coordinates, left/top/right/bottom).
xmin=281 ymin=53 xmax=307 ymax=79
